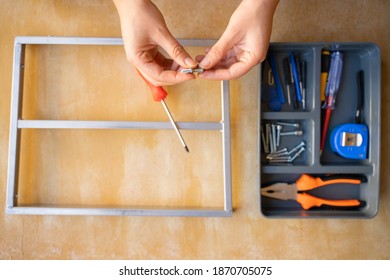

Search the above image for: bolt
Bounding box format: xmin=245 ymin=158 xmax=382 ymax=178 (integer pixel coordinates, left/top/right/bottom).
xmin=270 ymin=148 xmax=288 ymax=155
xmin=276 ymin=122 xmax=300 ymax=128
xmin=180 ymin=67 xmax=204 ymax=74
xmin=268 ymin=146 xmax=305 ymax=163
xmin=268 ymin=156 xmax=291 ymax=163
xmin=271 ymin=124 xmax=277 ymax=152
xmin=280 ymin=130 xmax=303 ymax=136
xmin=267 ymin=154 xmax=289 ymax=160
xmin=265 ymin=124 xmax=271 ymax=152
xmin=289 ymin=146 xmax=305 ymax=162
xmin=287 ymin=141 xmax=306 ymax=155
xmin=266 ymin=148 xmax=288 ymax=159
xmin=261 ymin=128 xmax=269 ymax=154
xmin=276 ymin=124 xmax=282 ymax=146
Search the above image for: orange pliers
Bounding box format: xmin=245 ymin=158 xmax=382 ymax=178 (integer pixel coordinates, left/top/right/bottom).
xmin=261 ymin=174 xmax=365 ymax=210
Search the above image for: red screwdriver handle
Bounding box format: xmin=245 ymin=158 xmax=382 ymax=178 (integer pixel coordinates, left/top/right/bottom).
xmin=136 ymin=68 xmax=167 ymax=102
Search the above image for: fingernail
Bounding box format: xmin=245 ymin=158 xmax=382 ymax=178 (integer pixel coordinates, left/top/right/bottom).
xmin=199 ymin=57 xmax=211 ymax=68
xmin=185 ymin=57 xmax=196 ymax=67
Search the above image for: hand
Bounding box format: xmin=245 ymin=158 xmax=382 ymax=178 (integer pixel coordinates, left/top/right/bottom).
xmin=113 ymin=0 xmax=197 ymax=86
xmin=197 ymin=0 xmax=279 ymax=80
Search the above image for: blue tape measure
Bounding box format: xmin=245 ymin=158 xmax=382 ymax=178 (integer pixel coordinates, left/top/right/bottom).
xmin=330 ymin=123 xmax=368 ymax=159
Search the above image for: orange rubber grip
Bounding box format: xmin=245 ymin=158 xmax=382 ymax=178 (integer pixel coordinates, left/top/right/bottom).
xmin=296 ymin=174 xmax=362 ymax=191
xmin=296 ymin=193 xmax=361 ymax=210
xmin=136 ymin=69 xmax=167 ymax=102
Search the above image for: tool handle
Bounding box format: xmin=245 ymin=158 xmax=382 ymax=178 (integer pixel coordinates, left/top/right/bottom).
xmin=320 ymin=50 xmax=331 ymax=102
xmin=269 ymin=54 xmax=285 ymax=104
xmin=320 ymin=108 xmax=332 ymax=152
xmin=136 ymin=69 xmax=167 ymax=102
xmin=355 ymin=70 xmax=364 ymax=123
xmin=296 ymin=193 xmax=361 ymax=210
xmin=323 ymin=51 xmax=343 ymax=109
xmin=289 ymin=53 xmax=302 ymax=102
xmin=296 ymin=174 xmax=362 ymax=191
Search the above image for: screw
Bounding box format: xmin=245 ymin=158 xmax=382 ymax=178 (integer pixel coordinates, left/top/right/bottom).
xmin=289 ymin=146 xmax=305 ymax=162
xmin=180 ymin=67 xmax=204 ymax=74
xmin=276 ymin=124 xmax=282 ymax=146
xmin=280 ymin=130 xmax=303 ymax=136
xmin=271 ymin=124 xmax=277 ymax=151
xmin=265 ymin=124 xmax=271 ymax=152
xmin=287 ymin=141 xmax=306 ymax=155
xmin=276 ymin=122 xmax=300 ymax=128
xmin=261 ymin=128 xmax=269 ymax=154
xmin=266 ymin=148 xmax=288 ymax=159
xmin=269 ymin=148 xmax=288 ymax=155
xmin=268 ymin=146 xmax=305 ymax=163
xmin=268 ymin=157 xmax=291 ymax=162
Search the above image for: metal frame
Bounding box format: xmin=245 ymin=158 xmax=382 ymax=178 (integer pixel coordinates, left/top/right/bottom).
xmin=6 ymin=36 xmax=232 ymax=217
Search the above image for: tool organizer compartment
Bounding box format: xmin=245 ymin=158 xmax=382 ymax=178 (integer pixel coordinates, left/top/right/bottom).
xmin=259 ymin=43 xmax=381 ymax=218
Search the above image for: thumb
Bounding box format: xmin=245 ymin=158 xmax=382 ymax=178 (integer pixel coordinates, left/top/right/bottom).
xmin=159 ymin=32 xmax=197 ymax=68
xmin=198 ymin=35 xmax=233 ymax=69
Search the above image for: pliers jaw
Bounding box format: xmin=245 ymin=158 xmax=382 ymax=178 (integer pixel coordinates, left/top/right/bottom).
xmin=261 ymin=183 xmax=298 ymax=201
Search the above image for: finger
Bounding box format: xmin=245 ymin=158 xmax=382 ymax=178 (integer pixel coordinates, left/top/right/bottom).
xmin=199 ymin=61 xmax=252 ymax=80
xmin=137 ymin=62 xmax=195 ymax=86
xmin=200 ymin=50 xmax=258 ymax=80
xmin=196 ymin=53 xmax=238 ymax=70
xmin=198 ymin=35 xmax=235 ymax=70
xmin=158 ymin=33 xmax=197 ymax=69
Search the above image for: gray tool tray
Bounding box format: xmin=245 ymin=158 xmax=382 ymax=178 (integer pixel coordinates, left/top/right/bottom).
xmin=259 ymin=42 xmax=381 ymax=218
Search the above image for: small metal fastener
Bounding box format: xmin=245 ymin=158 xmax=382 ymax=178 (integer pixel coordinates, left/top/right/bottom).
xmin=269 ymin=148 xmax=288 ymax=155
xmin=265 ymin=124 xmax=271 ymax=151
xmin=271 ymin=124 xmax=277 ymax=151
xmin=180 ymin=67 xmax=204 ymax=74
xmin=266 ymin=148 xmax=288 ymax=159
xmin=276 ymin=124 xmax=282 ymax=146
xmin=261 ymin=128 xmax=269 ymax=154
xmin=289 ymin=146 xmax=305 ymax=162
xmin=280 ymin=130 xmax=303 ymax=136
xmin=268 ymin=146 xmax=305 ymax=163
xmin=276 ymin=122 xmax=300 ymax=128
xmin=287 ymin=141 xmax=306 ymax=155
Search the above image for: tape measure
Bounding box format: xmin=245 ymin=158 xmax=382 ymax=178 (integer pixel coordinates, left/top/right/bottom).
xmin=330 ymin=123 xmax=368 ymax=159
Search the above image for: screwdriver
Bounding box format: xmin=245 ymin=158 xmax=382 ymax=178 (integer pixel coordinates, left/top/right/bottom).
xmin=136 ymin=69 xmax=189 ymax=153
xmin=320 ymin=51 xmax=343 ymax=155
xmin=320 ymin=50 xmax=331 ymax=103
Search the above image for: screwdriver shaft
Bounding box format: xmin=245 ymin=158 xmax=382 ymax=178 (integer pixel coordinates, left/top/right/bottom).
xmin=160 ymin=100 xmax=189 ymax=153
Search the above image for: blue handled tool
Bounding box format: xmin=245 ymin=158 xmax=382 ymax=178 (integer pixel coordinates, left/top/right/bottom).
xmin=269 ymin=54 xmax=285 ymax=104
xmin=289 ymin=52 xmax=302 ymax=103
xmin=261 ymin=58 xmax=282 ymax=111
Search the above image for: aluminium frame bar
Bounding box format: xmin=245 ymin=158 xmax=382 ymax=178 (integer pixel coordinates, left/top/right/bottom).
xmin=6 ymin=36 xmax=232 ymax=217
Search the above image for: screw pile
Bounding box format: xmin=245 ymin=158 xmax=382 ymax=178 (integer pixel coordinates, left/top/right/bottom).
xmin=261 ymin=121 xmax=306 ymax=163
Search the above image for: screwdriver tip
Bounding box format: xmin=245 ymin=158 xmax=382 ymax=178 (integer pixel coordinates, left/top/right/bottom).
xmin=184 ymin=146 xmax=190 ymax=153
